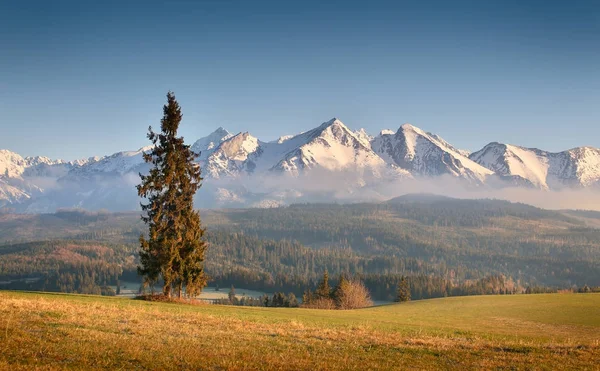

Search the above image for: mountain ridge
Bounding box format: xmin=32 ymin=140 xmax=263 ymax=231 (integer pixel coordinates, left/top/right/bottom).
xmin=2 ymin=118 xmax=599 ymax=211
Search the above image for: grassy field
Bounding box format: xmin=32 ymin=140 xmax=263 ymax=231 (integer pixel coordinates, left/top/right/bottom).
xmin=0 ymin=291 xmax=598 ymax=370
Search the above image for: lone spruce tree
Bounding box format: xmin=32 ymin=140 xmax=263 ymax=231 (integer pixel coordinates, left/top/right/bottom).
xmin=137 ymin=92 xmax=207 ymax=298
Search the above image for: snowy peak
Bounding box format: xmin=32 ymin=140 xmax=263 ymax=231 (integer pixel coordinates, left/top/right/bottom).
xmin=354 ymin=128 xmax=373 ymax=148
xmin=190 ymin=127 xmax=233 ymax=158
xmin=567 ymin=147 xmax=600 ymax=187
xmin=372 ymin=123 xmax=492 ymax=182
xmin=270 ymin=118 xmax=385 ymax=175
xmin=0 ymin=150 xmax=80 ymax=179
xmin=213 ymin=132 xmax=259 ymax=161
xmin=0 ymin=149 xmax=27 ymax=178
xmin=3 ymin=117 xmax=600 ymax=211
xmin=65 ymin=146 xmax=152 ymax=178
xmin=470 ymin=142 xmax=600 ymax=189
xmin=203 ymin=132 xmax=260 ymax=178
xmin=470 ymin=143 xmax=550 ymax=189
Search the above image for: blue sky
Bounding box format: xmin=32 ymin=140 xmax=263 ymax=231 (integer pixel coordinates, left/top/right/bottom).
xmin=1 ymin=0 xmax=598 ymax=160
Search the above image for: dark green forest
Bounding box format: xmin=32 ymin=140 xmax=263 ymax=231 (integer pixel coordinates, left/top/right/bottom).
xmin=1 ymin=195 xmax=599 ymax=300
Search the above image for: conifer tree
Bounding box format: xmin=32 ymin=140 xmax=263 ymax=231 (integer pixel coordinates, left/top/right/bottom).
xmin=395 ymin=276 xmax=411 ymax=302
xmin=228 ymin=285 xmax=236 ymax=304
xmin=316 ymin=270 xmax=331 ymax=299
xmin=262 ymin=294 xmax=270 ymax=307
xmin=302 ymin=289 xmax=313 ymax=305
xmin=137 ymin=92 xmax=207 ymax=298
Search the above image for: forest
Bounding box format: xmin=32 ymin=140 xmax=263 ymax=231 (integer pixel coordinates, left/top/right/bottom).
xmin=1 ymin=195 xmax=599 ymax=300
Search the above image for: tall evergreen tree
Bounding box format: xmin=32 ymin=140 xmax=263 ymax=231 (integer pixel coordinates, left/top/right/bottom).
xmin=395 ymin=276 xmax=411 ymax=302
xmin=137 ymin=92 xmax=207 ymax=298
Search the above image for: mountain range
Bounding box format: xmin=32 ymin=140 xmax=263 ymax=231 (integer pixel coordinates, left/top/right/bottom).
xmin=2 ymin=118 xmax=599 ymax=211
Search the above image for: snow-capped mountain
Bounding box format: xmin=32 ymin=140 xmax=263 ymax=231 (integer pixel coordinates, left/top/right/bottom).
xmin=190 ymin=127 xmax=233 ymax=159
xmin=0 ymin=178 xmax=31 ymax=205
xmin=202 ymin=118 xmax=395 ymax=180
xmin=62 ymin=146 xmax=152 ymax=181
xmin=266 ymin=118 xmax=388 ymax=175
xmin=0 ymin=150 xmax=100 ymax=207
xmin=470 ymin=143 xmax=600 ymax=189
xmin=203 ymin=132 xmax=260 ymax=178
xmin=2 ymin=118 xmax=600 ymax=211
xmin=371 ymin=124 xmax=492 ymax=183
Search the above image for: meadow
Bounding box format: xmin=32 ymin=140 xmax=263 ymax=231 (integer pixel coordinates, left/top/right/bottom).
xmin=1 ymin=291 xmax=598 ymax=370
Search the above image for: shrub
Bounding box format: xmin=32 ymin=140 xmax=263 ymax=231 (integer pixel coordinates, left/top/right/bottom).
xmin=334 ymin=279 xmax=373 ymax=310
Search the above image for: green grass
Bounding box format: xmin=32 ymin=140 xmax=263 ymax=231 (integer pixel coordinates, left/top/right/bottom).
xmin=1 ymin=291 xmax=598 ymax=370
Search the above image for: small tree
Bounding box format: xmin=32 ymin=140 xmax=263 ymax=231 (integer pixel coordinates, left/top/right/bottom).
xmin=271 ymin=292 xmax=284 ymax=307
xmin=335 ymin=277 xmax=373 ymax=309
xmin=262 ymin=294 xmax=270 ymax=307
xmin=286 ymin=293 xmax=299 ymax=307
xmin=581 ymin=285 xmax=591 ymax=293
xmin=395 ymin=276 xmax=411 ymax=303
xmin=302 ymin=289 xmax=313 ymax=305
xmin=228 ymin=285 xmax=237 ymax=304
xmin=316 ymin=270 xmax=331 ymax=299
xmin=333 ymin=274 xmax=350 ymax=306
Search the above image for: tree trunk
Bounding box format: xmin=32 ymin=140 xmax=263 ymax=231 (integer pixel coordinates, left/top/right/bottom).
xmin=163 ymin=283 xmax=171 ymax=298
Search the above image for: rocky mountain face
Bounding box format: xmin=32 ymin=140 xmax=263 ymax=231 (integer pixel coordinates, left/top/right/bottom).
xmin=2 ymin=118 xmax=599 ymax=211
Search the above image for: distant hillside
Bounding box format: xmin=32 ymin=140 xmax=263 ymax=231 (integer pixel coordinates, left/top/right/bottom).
xmin=1 ymin=196 xmax=599 ymax=297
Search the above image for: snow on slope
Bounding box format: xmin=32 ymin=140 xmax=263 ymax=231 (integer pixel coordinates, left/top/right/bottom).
xmin=0 ymin=150 xmax=97 ymax=205
xmin=268 ymin=118 xmax=387 ymax=175
xmin=371 ymin=124 xmax=492 ymax=182
xmin=203 ymin=132 xmax=260 ymax=178
xmin=68 ymin=127 xmax=234 ymax=179
xmin=0 ymin=178 xmax=30 ymax=205
xmin=428 ymin=133 xmax=471 ymax=158
xmin=469 ymin=143 xmax=550 ymax=188
xmin=0 ymin=150 xmax=30 ymax=178
xmin=270 ymin=135 xmax=294 ymax=144
xmin=190 ymin=127 xmax=233 ymax=159
xmin=201 ymin=118 xmax=407 ymax=187
xmin=354 ymin=128 xmax=373 ymax=148
xmin=5 ymin=117 xmax=600 ymax=211
xmin=470 ymin=143 xmax=600 ymax=189
xmin=64 ymin=146 xmax=153 ymax=179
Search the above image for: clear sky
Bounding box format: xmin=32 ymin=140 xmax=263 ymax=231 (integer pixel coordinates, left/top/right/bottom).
xmin=1 ymin=0 xmax=598 ymax=160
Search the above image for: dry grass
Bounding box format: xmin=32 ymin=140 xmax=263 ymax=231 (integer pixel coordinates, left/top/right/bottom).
xmin=0 ymin=291 xmax=599 ymax=370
